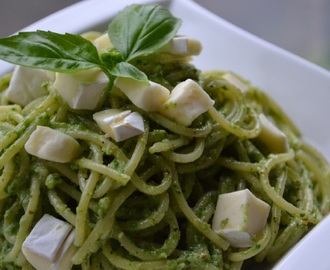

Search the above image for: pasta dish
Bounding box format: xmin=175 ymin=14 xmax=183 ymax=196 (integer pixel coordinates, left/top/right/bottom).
xmin=0 ymin=3 xmax=329 ymax=270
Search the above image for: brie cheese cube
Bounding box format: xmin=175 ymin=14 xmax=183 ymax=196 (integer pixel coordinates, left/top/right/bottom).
xmin=212 ymin=189 xmax=270 ymax=248
xmin=257 ymin=113 xmax=289 ymax=153
xmin=25 ymin=126 xmax=81 ymax=163
xmin=5 ymin=66 xmax=54 ymax=106
xmin=159 ymin=36 xmax=202 ymax=55
xmin=114 ymin=77 xmax=170 ymax=112
xmin=93 ymin=109 xmax=144 ymax=142
xmin=160 ymin=79 xmax=214 ymax=126
xmin=53 ymin=69 xmax=108 ymax=110
xmin=222 ymin=72 xmax=248 ymax=93
xmin=22 ymin=214 xmax=76 ymax=270
xmin=93 ymin=33 xmax=114 ymax=51
xmin=51 ymin=229 xmax=76 ymax=270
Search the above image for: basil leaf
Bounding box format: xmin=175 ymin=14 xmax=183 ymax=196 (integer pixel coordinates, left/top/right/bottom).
xmin=109 ymin=4 xmax=181 ymax=61
xmin=0 ymin=30 xmax=101 ymax=72
xmin=110 ymin=62 xmax=148 ymax=83
xmin=100 ymin=49 xmax=124 ymax=70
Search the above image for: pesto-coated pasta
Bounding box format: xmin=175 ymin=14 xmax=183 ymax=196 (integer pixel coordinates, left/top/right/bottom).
xmin=0 ymin=20 xmax=329 ymax=270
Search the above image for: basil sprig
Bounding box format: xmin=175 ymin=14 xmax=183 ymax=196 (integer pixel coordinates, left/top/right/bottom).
xmin=109 ymin=4 xmax=181 ymax=61
xmin=0 ymin=4 xmax=182 ymax=83
xmin=0 ymin=31 xmax=101 ymax=71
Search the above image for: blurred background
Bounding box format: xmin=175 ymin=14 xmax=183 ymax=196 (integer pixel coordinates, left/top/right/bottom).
xmin=0 ymin=0 xmax=329 ymax=70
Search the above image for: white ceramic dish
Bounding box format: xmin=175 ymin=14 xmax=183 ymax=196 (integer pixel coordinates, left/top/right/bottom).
xmin=273 ymin=213 xmax=330 ymax=270
xmin=1 ymin=0 xmax=330 ymax=269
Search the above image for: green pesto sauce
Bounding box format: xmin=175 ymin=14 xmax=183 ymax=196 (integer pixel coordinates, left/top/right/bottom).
xmin=97 ymin=197 xmax=111 ymax=217
xmin=165 ymin=248 xmax=216 ymax=270
xmin=109 ymin=158 xmax=126 ymax=173
xmin=132 ymin=53 xmax=199 ymax=88
xmin=45 ymin=173 xmax=63 ymax=189
xmin=0 ymin=73 xmax=11 ymax=92
xmin=220 ymin=218 xmax=229 ymax=229
xmin=163 ymin=101 xmax=177 ymax=110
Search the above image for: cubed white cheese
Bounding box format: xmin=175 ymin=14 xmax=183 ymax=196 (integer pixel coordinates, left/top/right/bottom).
xmin=22 ymin=214 xmax=76 ymax=270
xmin=257 ymin=113 xmax=289 ymax=153
xmin=53 ymin=68 xmax=108 ymax=110
xmin=93 ymin=109 xmax=144 ymax=142
xmin=160 ymin=79 xmax=214 ymax=126
xmin=24 ymin=126 xmax=81 ymax=163
xmin=5 ymin=66 xmax=54 ymax=106
xmin=222 ymin=72 xmax=248 ymax=93
xmin=51 ymin=229 xmax=76 ymax=270
xmin=212 ymin=189 xmax=270 ymax=248
xmin=159 ymin=36 xmax=202 ymax=55
xmin=114 ymin=77 xmax=170 ymax=112
xmin=93 ymin=33 xmax=114 ymax=51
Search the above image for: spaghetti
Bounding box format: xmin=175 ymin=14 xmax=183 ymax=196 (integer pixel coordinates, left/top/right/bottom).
xmin=0 ymin=21 xmax=329 ymax=270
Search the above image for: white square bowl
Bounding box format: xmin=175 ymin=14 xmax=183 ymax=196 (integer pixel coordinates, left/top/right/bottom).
xmin=0 ymin=0 xmax=330 ymax=268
